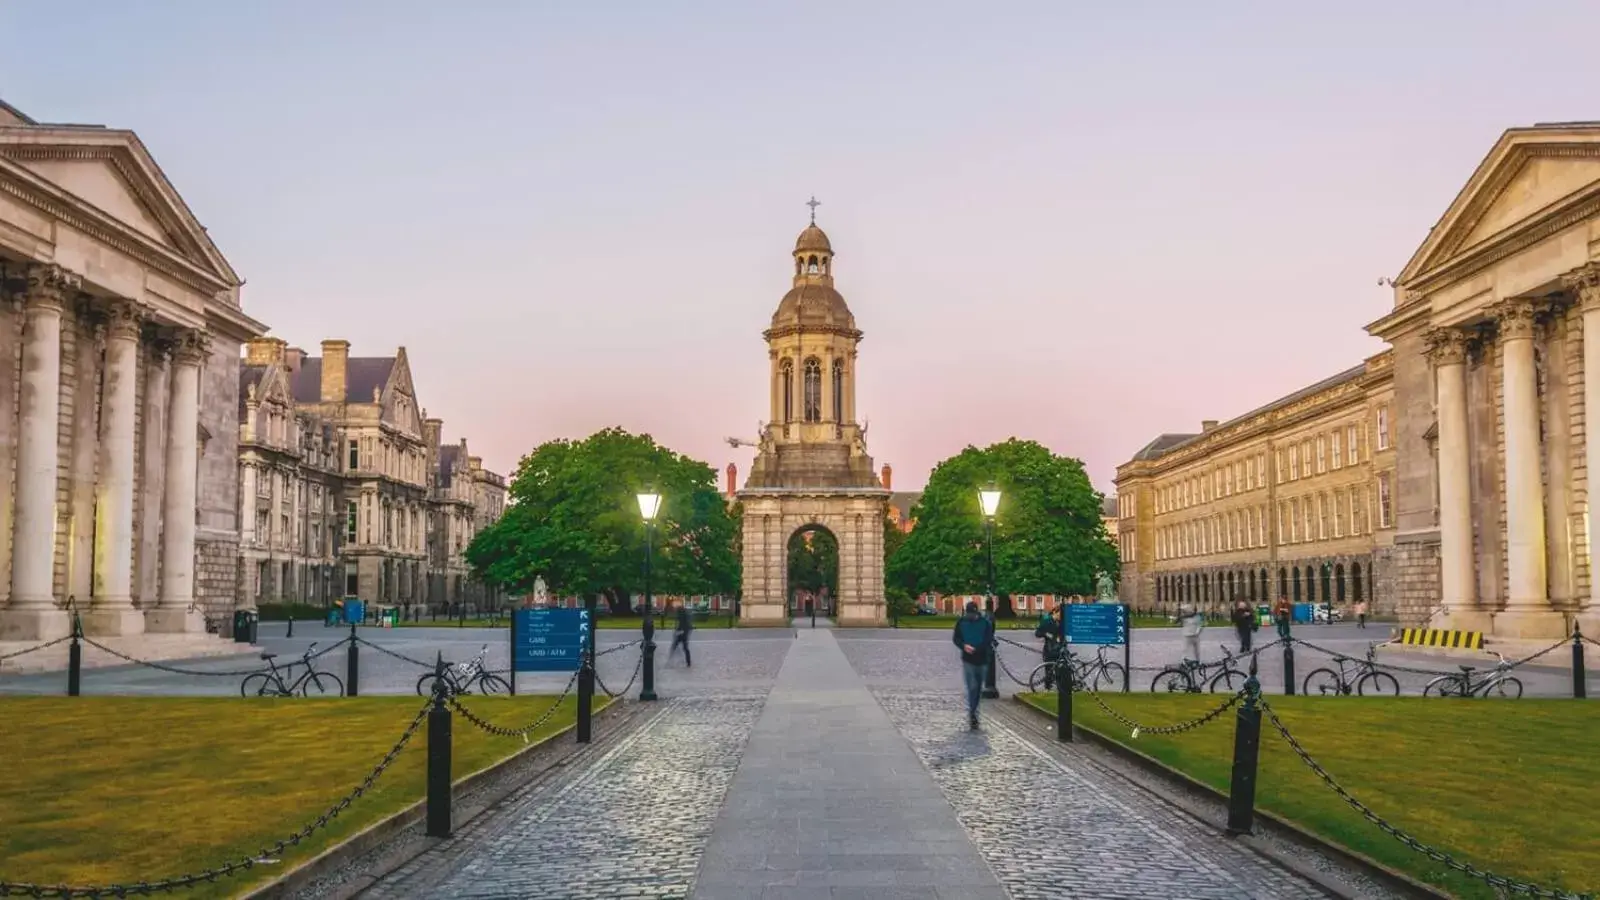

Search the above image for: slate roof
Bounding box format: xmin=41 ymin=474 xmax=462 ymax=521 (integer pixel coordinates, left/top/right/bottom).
xmin=1101 ymin=495 xmax=1117 ymax=518
xmin=289 ymin=357 xmax=395 ymax=404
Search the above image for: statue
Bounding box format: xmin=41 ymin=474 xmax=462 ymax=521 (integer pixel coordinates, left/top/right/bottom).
xmin=533 ymin=575 xmax=550 ymax=608
xmin=1095 ymin=571 xmax=1117 ymax=603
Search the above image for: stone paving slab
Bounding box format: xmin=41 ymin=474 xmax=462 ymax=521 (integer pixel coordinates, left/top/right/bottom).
xmin=691 ymin=630 xmax=1005 ymax=899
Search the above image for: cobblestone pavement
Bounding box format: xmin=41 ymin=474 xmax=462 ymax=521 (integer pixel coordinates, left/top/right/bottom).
xmin=359 ymin=695 xmax=765 ymax=900
xmin=873 ymin=690 xmax=1334 ymax=899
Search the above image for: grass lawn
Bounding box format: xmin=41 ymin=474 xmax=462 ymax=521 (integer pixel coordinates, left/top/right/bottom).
xmin=1018 ymin=692 xmax=1596 ymax=900
xmin=0 ymin=694 xmax=601 ymax=898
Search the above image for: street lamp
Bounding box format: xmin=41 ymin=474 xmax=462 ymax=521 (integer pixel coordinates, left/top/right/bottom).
xmin=978 ymin=484 xmax=1001 ymax=699
xmin=637 ymin=489 xmax=662 ymax=702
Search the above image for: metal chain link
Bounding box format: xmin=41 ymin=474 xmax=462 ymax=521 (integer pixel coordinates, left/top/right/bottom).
xmin=1085 ymin=686 xmax=1246 ymax=737
xmin=597 ymin=638 xmax=643 ymax=657
xmin=76 ymin=637 xmax=347 ymax=678
xmin=1259 ymin=700 xmax=1591 ymax=900
xmin=594 ymin=647 xmax=644 ymax=699
xmin=353 ymin=637 xmax=439 ymax=669
xmin=0 ymin=698 xmax=431 ymax=898
xmin=1504 ymin=638 xmax=1572 ymax=669
xmin=0 ymin=635 xmax=71 ymax=662
xmin=994 ymin=647 xmax=1033 ymax=688
xmin=449 ymin=669 xmax=580 ymax=739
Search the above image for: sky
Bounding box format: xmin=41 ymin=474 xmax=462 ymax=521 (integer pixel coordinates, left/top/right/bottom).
xmin=4 ymin=1 xmax=1600 ymax=493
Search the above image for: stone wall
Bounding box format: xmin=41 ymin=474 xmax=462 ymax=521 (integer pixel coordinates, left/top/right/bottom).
xmin=195 ymin=340 xmax=242 ymax=622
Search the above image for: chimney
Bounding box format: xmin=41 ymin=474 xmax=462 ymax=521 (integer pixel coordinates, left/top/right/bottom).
xmin=881 ymin=464 xmax=893 ymax=491
xmin=320 ymin=339 xmax=349 ymax=403
xmin=245 ymin=337 xmax=286 ymax=366
xmin=1201 ymin=420 xmax=1219 ymax=432
xmin=468 ymin=455 xmax=482 ymax=472
xmin=726 ymin=462 xmax=737 ymax=495
xmin=424 ymin=417 xmax=443 ymax=448
xmin=283 ymin=346 xmax=305 ymax=376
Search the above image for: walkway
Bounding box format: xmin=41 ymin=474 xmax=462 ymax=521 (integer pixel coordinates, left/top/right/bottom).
xmin=691 ymin=629 xmax=1005 ymax=898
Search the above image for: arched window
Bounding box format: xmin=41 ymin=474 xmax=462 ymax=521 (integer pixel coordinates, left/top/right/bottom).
xmin=1352 ymin=562 xmax=1364 ymax=602
xmin=803 ymin=358 xmax=822 ymax=422
xmin=807 ymin=254 xmax=819 ymax=274
xmin=1335 ymin=563 xmax=1346 ymax=603
xmin=831 ymin=359 xmax=844 ymax=422
xmin=781 ymin=360 xmax=794 ymax=422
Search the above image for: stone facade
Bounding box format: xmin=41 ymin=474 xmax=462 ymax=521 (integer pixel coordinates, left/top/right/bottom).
xmin=0 ymin=99 xmax=265 ymax=642
xmin=1115 ymin=354 xmax=1397 ymax=616
xmin=429 ymin=436 xmax=505 ymax=610
xmin=1369 ymin=122 xmax=1600 ymax=638
xmin=738 ymin=214 xmax=889 ymax=625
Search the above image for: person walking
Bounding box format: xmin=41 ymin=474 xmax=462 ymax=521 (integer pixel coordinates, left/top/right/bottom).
xmin=1231 ymin=599 xmax=1257 ymax=652
xmin=669 ymin=601 xmax=693 ymax=667
xmin=1354 ymin=598 xmax=1369 ymax=629
xmin=952 ymin=601 xmax=995 ymax=730
xmin=1273 ymin=595 xmax=1293 ymax=640
xmin=1034 ymin=604 xmax=1064 ymax=690
xmin=1179 ymin=601 xmax=1204 ymax=666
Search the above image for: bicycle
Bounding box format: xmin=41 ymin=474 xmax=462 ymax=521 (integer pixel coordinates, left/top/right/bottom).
xmin=1150 ymin=644 xmax=1250 ymax=693
xmin=416 ymin=644 xmax=511 ymax=696
xmin=241 ymin=643 xmax=345 ymax=697
xmin=1422 ymin=652 xmax=1524 ymax=698
xmin=1029 ymin=644 xmax=1126 ymax=692
xmin=1301 ymin=643 xmax=1401 ymax=696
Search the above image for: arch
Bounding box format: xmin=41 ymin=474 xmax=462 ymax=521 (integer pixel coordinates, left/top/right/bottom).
xmin=1292 ymin=567 xmax=1302 ymax=603
xmin=1352 ymin=562 xmax=1364 ymax=602
xmin=807 ymin=254 xmax=820 ymax=274
xmin=831 ymin=358 xmax=844 ymax=423
xmin=785 ymin=522 xmax=839 ymax=616
xmin=1259 ymin=568 xmax=1269 ymax=602
xmin=1225 ymin=570 xmax=1234 ymax=599
xmin=803 ymin=357 xmax=822 ymax=423
xmin=1320 ymin=563 xmax=1332 ymax=605
xmin=1248 ymin=569 xmax=1257 ymax=602
xmin=1305 ymin=565 xmax=1316 ymax=603
xmin=1335 ymin=563 xmax=1346 ymax=603
xmin=780 ymin=359 xmax=794 ymax=422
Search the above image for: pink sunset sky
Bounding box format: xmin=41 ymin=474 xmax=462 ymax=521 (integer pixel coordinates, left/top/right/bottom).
xmin=5 ymin=1 xmax=1600 ymax=492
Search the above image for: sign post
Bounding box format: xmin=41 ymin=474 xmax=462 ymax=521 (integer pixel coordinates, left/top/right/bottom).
xmin=1065 ymin=603 xmax=1131 ymax=693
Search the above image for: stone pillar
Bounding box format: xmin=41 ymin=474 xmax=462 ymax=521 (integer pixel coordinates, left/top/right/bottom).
xmin=0 ymin=265 xmax=75 ymax=641
xmin=147 ymin=329 xmax=209 ymax=633
xmin=1427 ymin=327 xmax=1481 ymax=629
xmin=85 ymin=300 xmax=147 ymax=635
xmin=1495 ymin=300 xmax=1563 ymax=637
xmin=1567 ymin=264 xmax=1600 ymax=636
xmin=136 ymin=340 xmax=170 ymax=607
xmin=241 ymin=462 xmax=258 ymax=547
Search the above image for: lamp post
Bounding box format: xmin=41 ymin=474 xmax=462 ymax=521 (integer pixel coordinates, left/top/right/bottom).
xmin=978 ymin=484 xmax=1002 ymax=700
xmin=637 ymin=490 xmax=662 ymax=702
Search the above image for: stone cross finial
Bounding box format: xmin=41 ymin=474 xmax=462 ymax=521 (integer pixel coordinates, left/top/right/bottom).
xmin=806 ymin=195 xmax=820 ymax=225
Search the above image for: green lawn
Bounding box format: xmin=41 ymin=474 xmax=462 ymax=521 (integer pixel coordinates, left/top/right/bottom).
xmin=1018 ymin=692 xmax=1596 ymax=900
xmin=0 ymin=694 xmax=599 ymax=897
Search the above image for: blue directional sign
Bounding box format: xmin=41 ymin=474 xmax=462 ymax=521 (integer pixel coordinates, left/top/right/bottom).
xmin=1065 ymin=603 xmax=1128 ymax=646
xmin=513 ymin=608 xmax=588 ymax=672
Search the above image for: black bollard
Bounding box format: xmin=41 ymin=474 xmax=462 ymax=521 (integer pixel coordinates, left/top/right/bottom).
xmin=577 ymin=654 xmax=594 ymax=744
xmin=1227 ymin=659 xmax=1263 ymax=835
xmin=347 ymin=623 xmax=360 ymax=698
xmin=1056 ymin=656 xmax=1073 ymax=742
xmin=426 ymin=653 xmax=453 ymax=838
xmin=1282 ymin=641 xmax=1296 ymax=696
xmin=640 ymin=615 xmax=658 ymax=701
xmin=1575 ymin=623 xmax=1588 ymax=700
xmin=67 ymin=614 xmax=82 ymax=697
xmin=286 ymin=614 xmax=294 ymax=639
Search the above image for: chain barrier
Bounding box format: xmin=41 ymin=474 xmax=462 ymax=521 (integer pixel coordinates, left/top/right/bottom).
xmin=597 ymin=639 xmax=643 ymax=657
xmin=352 ymin=637 xmax=438 ymax=669
xmin=1503 ymin=637 xmax=1572 ymax=670
xmin=0 ymin=635 xmax=71 ymax=663
xmin=993 ymin=645 xmax=1034 ymax=688
xmin=73 ymin=637 xmax=349 ymax=679
xmin=1260 ymin=700 xmax=1591 ymax=900
xmin=0 ymin=697 xmax=430 ymax=898
xmin=449 ymin=669 xmax=580 ymax=740
xmin=1086 ymin=687 xmax=1246 ymax=738
xmin=594 ymin=646 xmax=644 ymax=699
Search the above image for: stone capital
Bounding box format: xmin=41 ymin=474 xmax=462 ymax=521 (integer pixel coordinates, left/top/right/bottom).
xmin=1424 ymin=327 xmax=1471 ymax=366
xmin=170 ymin=328 xmax=212 ymax=366
xmin=1564 ymin=262 xmax=1600 ymax=311
xmin=23 ymin=263 xmax=79 ymax=313
xmin=103 ymin=299 xmax=148 ymax=341
xmin=1492 ymin=299 xmax=1541 ymax=342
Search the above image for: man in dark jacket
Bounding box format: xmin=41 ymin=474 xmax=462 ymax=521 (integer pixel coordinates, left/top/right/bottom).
xmin=1034 ymin=605 xmax=1064 ymax=690
xmin=669 ymin=602 xmax=693 ymax=667
xmin=952 ymin=601 xmax=994 ymax=730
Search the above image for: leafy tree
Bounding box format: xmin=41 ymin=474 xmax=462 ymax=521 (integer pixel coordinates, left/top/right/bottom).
xmin=786 ymin=527 xmax=838 ymax=599
xmin=466 ymin=428 xmax=739 ymax=613
xmin=885 ymin=438 xmax=1116 ymax=616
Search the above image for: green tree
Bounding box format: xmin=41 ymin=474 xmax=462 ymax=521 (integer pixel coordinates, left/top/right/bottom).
xmin=465 ymin=428 xmax=740 ymax=613
xmin=885 ymin=438 xmax=1116 ymax=616
xmin=786 ymin=527 xmax=839 ymax=599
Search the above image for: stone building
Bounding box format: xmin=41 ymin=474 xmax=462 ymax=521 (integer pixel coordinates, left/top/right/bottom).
xmin=1115 ymin=353 xmax=1397 ymax=616
xmin=0 ymin=99 xmax=265 ymax=642
xmin=737 ymin=211 xmax=890 ymax=625
xmin=1370 ymin=122 xmax=1600 ymax=638
xmin=428 ymin=433 xmax=505 ymax=610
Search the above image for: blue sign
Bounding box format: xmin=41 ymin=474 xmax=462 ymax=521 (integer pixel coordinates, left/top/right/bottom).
xmin=1065 ymin=603 xmax=1127 ymax=646
xmin=344 ymin=600 xmax=365 ymax=625
xmin=513 ymin=608 xmax=588 ymax=672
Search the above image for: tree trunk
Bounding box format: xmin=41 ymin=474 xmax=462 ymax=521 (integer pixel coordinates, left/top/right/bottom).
xmin=996 ymin=593 xmax=1017 ymax=619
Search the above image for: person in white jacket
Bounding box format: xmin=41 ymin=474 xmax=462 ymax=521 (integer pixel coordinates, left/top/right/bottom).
xmin=1179 ymin=601 xmax=1204 ymax=664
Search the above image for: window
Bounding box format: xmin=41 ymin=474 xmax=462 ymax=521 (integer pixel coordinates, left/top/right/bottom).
xmin=802 ymin=358 xmax=822 ymax=423
xmin=1289 ymin=499 xmax=1300 ymax=542
xmin=1289 ymin=446 xmax=1299 ymax=480
xmin=1317 ymin=493 xmax=1327 ymax=539
xmin=1333 ymin=493 xmax=1344 ymax=537
xmin=1276 ymin=450 xmax=1286 ymax=484
xmin=1303 ymin=498 xmax=1313 ymax=541
xmin=831 ymin=359 xmax=844 ymax=422
xmin=1347 ymin=425 xmax=1359 ymax=464
xmin=348 ymin=439 xmax=359 ymax=471
xmin=780 ymin=360 xmax=794 ymax=421
xmin=1331 ymin=429 xmax=1343 ymax=469
xmin=346 ymin=500 xmax=358 ymax=542
xmin=1378 ymin=472 xmax=1393 ymax=527
xmin=1377 ymin=406 xmax=1390 ymax=451
xmin=1301 ymin=441 xmax=1312 ymax=479
xmin=1316 ymin=436 xmax=1326 ymax=474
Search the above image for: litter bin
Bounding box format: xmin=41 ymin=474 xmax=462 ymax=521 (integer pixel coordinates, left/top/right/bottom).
xmin=232 ymin=609 xmax=259 ymax=644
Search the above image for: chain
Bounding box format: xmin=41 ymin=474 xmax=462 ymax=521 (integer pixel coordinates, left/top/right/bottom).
xmin=0 ymin=698 xmax=430 ymax=898
xmin=77 ymin=637 xmax=350 ymax=678
xmin=595 ymin=647 xmax=643 ymax=699
xmin=1259 ymin=700 xmax=1590 ymax=899
xmin=1290 ymin=638 xmax=1456 ymax=678
xmin=597 ymin=639 xmax=643 ymax=657
xmin=1085 ymin=686 xmax=1246 ymax=737
xmin=449 ymin=669 xmax=579 ymax=739
xmin=0 ymin=635 xmax=71 ymax=662
xmin=353 ymin=637 xmax=438 ymax=669
xmin=1504 ymin=638 xmax=1571 ymax=669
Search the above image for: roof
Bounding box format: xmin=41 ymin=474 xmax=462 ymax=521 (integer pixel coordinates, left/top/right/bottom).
xmin=772 ymin=282 xmax=856 ymax=330
xmin=0 ymin=98 xmax=35 ymax=126
xmin=289 ymin=356 xmax=395 ymax=404
xmin=795 ymin=223 xmax=832 ymax=254
xmin=1100 ymin=495 xmax=1117 ymax=517
xmin=887 ymin=491 xmax=921 ymax=519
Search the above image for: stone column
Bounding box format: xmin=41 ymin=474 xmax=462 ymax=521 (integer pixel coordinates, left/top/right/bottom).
xmin=147 ymin=329 xmax=210 ymax=633
xmin=1427 ymin=327 xmax=1480 ymax=628
xmin=85 ymin=300 xmax=147 ymax=635
xmin=1567 ymin=264 xmax=1600 ymax=636
xmin=136 ymin=340 xmax=170 ymax=607
xmin=0 ymin=265 xmax=75 ymax=641
xmin=1495 ymin=300 xmax=1562 ymax=637
xmin=241 ymin=462 xmax=258 ymax=546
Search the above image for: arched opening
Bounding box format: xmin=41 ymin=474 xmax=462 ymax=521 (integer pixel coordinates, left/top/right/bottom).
xmin=803 ymin=357 xmax=822 ymax=423
xmin=1352 ymin=562 xmax=1364 ymax=602
xmin=1277 ymin=567 xmax=1288 ymax=601
xmin=780 ymin=359 xmax=794 ymax=422
xmin=831 ymin=359 xmax=844 ymax=424
xmin=1292 ymin=568 xmax=1302 ymax=603
xmin=1225 ymin=570 xmax=1234 ymax=600
xmin=1320 ymin=563 xmax=1332 ymax=606
xmin=1305 ymin=565 xmax=1316 ymax=603
xmin=787 ymin=524 xmax=838 ymax=617
xmin=807 ymin=254 xmax=820 ymax=274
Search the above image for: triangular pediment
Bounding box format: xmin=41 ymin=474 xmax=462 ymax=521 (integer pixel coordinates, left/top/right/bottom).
xmin=1400 ymin=125 xmax=1600 ymax=285
xmin=0 ymin=127 xmax=239 ymax=287
xmin=381 ymin=349 xmax=423 ymax=438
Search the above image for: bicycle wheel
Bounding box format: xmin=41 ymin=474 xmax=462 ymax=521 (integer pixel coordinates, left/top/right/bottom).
xmin=1027 ymin=664 xmax=1052 ymax=693
xmin=1302 ymin=668 xmax=1344 ymax=697
xmin=1489 ymin=676 xmax=1524 ymax=699
xmin=1208 ymin=668 xmax=1244 ymax=693
xmin=241 ymin=672 xmax=275 ymax=698
xmin=476 ymin=673 xmax=511 ymax=694
xmin=301 ymin=671 xmax=344 ymax=697
xmin=1094 ymin=662 xmax=1128 ymax=692
xmin=417 ymin=673 xmax=442 ymax=697
xmin=1356 ymin=671 xmax=1401 ymax=697
xmin=1423 ymin=675 xmax=1460 ymax=697
xmin=1151 ymin=667 xmax=1193 ymax=693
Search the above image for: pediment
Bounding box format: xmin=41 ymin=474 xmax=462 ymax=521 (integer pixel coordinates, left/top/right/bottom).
xmin=381 ymin=349 xmax=423 ymax=437
xmin=1399 ymin=126 xmax=1600 ymax=285
xmin=0 ymin=128 xmax=239 ymax=287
